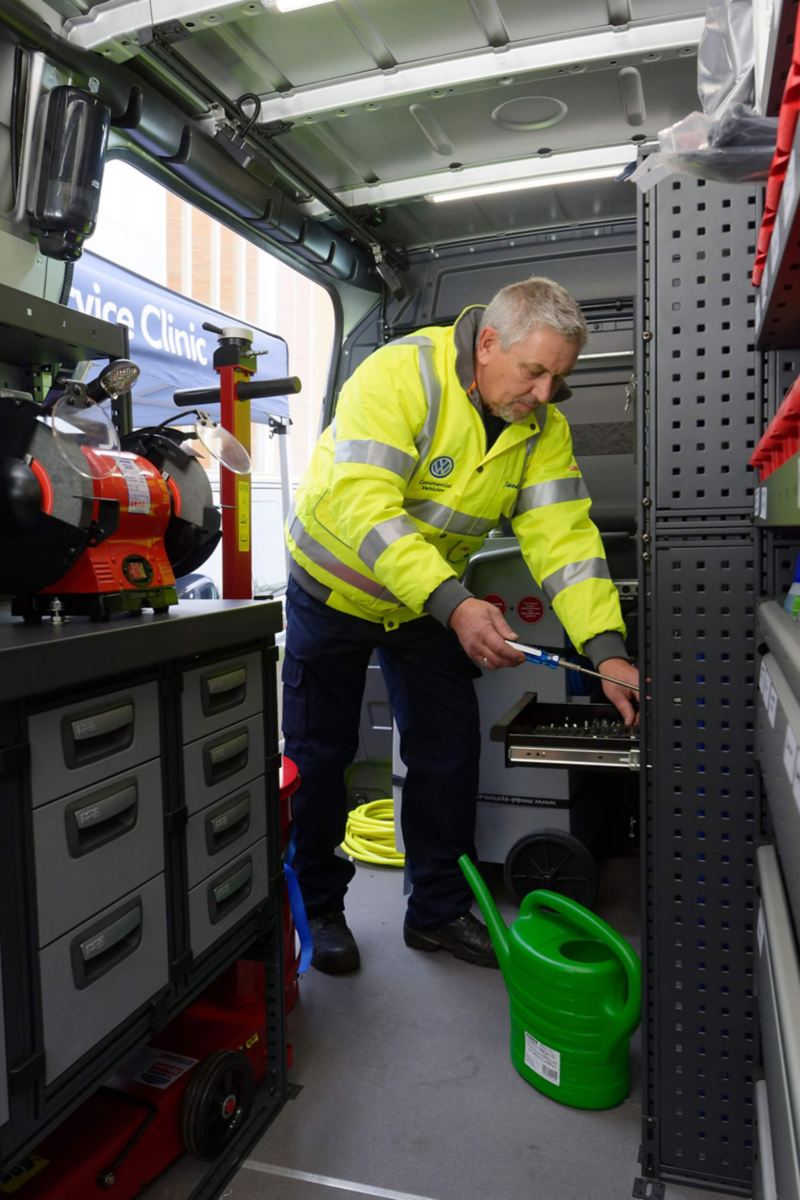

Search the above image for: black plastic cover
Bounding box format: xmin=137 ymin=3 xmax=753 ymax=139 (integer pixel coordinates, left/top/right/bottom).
xmin=29 ymin=86 xmax=111 ymax=262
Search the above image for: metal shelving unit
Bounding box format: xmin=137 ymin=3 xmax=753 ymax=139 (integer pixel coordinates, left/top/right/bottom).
xmin=0 ymin=603 xmax=287 ymax=1198
xmin=637 ymin=175 xmax=761 ymax=1197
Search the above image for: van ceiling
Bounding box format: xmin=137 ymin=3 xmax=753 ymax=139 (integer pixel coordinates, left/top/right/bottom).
xmin=16 ymin=1 xmax=703 ymax=258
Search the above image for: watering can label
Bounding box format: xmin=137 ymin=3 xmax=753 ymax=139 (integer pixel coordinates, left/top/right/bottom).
xmin=524 ymin=1033 xmax=561 ymax=1087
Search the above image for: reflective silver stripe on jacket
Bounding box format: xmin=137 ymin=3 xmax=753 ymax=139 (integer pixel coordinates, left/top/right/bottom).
xmin=289 ymin=511 xmax=399 ymax=602
xmin=510 ymin=405 xmax=548 ymax=514
xmin=358 ymin=514 xmax=417 ymax=570
xmin=391 ymin=335 xmax=441 ymax=470
xmin=405 ymin=499 xmax=497 ymax=537
xmin=334 ymin=438 xmax=416 ymax=480
xmin=288 ymin=559 xmax=331 ymax=605
xmin=541 ymin=557 xmax=611 ymax=601
xmin=516 ymin=476 xmax=589 ymax=515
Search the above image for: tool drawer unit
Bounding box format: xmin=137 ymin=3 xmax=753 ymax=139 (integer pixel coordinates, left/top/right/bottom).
xmin=0 ymin=599 xmax=283 ymax=1177
xmin=755 ymin=601 xmax=800 ymax=1200
xmin=180 ymin=651 xmax=271 ymax=962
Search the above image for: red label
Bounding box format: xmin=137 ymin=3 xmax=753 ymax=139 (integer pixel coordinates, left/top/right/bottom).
xmin=517 ymin=595 xmax=545 ymax=623
xmin=483 ymin=593 xmax=506 ymax=615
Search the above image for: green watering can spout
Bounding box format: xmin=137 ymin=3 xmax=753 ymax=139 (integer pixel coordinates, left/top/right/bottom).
xmin=458 ymin=854 xmax=511 ymax=975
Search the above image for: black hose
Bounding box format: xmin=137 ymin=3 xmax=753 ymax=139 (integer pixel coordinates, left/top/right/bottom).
xmin=58 ymin=261 xmax=75 ymax=306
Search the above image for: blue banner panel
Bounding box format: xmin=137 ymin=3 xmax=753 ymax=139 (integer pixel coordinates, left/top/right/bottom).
xmin=69 ymin=251 xmax=291 ymax=425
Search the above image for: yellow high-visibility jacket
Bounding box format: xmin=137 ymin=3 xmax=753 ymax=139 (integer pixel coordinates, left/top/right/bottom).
xmin=286 ymin=308 xmax=625 ymax=655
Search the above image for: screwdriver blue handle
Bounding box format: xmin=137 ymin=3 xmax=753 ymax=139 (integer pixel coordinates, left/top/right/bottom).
xmin=521 ymin=646 xmax=559 ymax=670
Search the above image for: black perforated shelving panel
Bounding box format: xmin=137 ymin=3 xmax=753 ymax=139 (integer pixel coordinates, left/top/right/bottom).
xmin=638 ymin=175 xmax=761 ymax=1195
xmin=650 ymin=180 xmax=759 ymax=516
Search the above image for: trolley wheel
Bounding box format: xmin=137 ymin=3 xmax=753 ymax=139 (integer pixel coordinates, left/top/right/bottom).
xmin=503 ymin=829 xmax=598 ymax=909
xmin=181 ymin=1050 xmax=255 ymax=1161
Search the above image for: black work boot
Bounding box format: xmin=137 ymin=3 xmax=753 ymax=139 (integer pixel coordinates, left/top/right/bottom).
xmin=403 ymin=912 xmax=499 ymax=968
xmin=308 ymin=912 xmax=360 ymax=975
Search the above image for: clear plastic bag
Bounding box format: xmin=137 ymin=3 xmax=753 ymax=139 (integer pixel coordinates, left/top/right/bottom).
xmin=629 ymin=2 xmax=776 ymax=190
xmin=697 ymin=0 xmax=755 ymax=116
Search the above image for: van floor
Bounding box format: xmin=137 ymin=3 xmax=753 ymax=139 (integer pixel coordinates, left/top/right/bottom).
xmin=148 ymin=852 xmax=737 ymax=1200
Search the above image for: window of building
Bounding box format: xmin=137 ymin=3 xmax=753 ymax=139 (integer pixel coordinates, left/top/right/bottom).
xmin=83 ymin=159 xmax=335 ymax=594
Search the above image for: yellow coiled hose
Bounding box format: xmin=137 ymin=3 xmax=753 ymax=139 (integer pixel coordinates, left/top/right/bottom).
xmin=341 ymin=799 xmax=405 ymax=867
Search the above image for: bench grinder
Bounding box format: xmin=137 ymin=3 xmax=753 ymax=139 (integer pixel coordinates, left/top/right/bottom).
xmin=0 ymin=361 xmax=242 ymax=621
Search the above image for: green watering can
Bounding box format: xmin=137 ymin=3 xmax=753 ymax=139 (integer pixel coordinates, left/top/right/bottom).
xmin=459 ymin=855 xmax=641 ymax=1110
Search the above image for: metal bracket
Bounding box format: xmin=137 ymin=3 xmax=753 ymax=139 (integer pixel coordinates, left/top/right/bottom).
xmin=64 ymin=0 xmax=269 ymax=61
xmin=370 ymin=244 xmax=406 ymax=300
xmin=632 ymin=1179 xmax=665 ymax=1199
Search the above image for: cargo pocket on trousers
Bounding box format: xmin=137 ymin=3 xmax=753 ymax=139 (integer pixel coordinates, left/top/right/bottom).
xmin=281 ymin=653 xmax=307 ymax=738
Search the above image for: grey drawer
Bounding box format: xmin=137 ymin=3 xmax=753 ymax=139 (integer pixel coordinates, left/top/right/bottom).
xmin=39 ymin=874 xmax=168 ymax=1085
xmin=186 ymin=776 xmax=267 ymax=889
xmin=188 ymin=840 xmax=268 ymax=960
xmin=29 ymin=682 xmax=160 ymax=807
xmin=183 ymin=715 xmax=265 ymax=817
xmin=33 ymin=760 xmax=164 ymax=948
xmin=757 ymin=844 xmax=800 ymax=1200
xmin=757 ymin=652 xmax=800 ymax=932
xmin=182 ymin=651 xmax=262 ymax=742
xmin=0 ymin=950 xmax=7 ymax=1130
xmin=755 ymin=1080 xmax=778 ymax=1200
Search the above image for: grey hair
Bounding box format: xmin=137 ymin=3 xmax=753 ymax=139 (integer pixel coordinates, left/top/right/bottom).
xmin=478 ymin=277 xmax=588 ymax=350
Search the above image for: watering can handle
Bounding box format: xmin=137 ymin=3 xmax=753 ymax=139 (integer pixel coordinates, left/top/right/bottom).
xmin=526 ymin=890 xmax=642 ymax=1032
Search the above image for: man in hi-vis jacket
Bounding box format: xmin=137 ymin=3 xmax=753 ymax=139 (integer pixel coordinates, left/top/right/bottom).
xmin=283 ymin=276 xmax=640 ymax=973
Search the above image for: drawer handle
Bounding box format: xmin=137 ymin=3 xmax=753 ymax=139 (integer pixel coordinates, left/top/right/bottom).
xmin=62 ymin=702 xmax=135 ymax=769
xmin=203 ymin=730 xmax=249 ymax=786
xmin=207 ymin=858 xmax=253 ymax=925
xmin=201 ymin=666 xmax=248 ymax=717
xmin=65 ymin=781 xmax=139 ymax=857
xmin=205 ymin=792 xmax=252 ymax=855
xmin=70 ymin=899 xmax=143 ymax=990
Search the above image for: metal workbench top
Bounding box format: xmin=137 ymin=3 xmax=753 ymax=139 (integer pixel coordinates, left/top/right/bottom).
xmin=0 ymin=599 xmax=282 ymax=703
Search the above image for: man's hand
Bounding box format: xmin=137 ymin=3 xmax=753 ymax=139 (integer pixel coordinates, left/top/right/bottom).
xmin=449 ymin=598 xmax=525 ymax=670
xmin=600 ymin=658 xmax=640 ymax=727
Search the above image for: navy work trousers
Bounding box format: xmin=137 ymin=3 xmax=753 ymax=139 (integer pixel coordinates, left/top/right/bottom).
xmin=281 ymin=576 xmax=481 ymax=929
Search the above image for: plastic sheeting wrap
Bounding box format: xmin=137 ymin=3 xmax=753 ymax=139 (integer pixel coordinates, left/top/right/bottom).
xmin=630 ymin=0 xmax=777 ymax=191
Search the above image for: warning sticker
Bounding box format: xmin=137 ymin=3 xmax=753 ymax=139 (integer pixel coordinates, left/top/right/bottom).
xmin=105 ymin=1046 xmax=198 ymax=1092
xmin=517 ymin=595 xmax=545 ymax=624
xmin=135 ymin=1049 xmax=198 ymax=1090
xmin=116 ymin=456 xmax=151 ymax=514
xmin=0 ymin=1155 xmax=49 ymax=1194
xmin=237 ymin=477 xmax=251 ymax=552
xmin=482 ymin=593 xmax=506 ymax=615
xmin=524 ymin=1031 xmax=560 ymax=1086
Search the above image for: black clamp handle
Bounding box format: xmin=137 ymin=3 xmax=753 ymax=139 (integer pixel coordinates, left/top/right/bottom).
xmin=173 ymin=377 xmax=302 ymax=406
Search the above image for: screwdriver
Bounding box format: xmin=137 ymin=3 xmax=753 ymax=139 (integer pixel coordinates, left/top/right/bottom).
xmin=504 ymin=640 xmax=641 ymax=693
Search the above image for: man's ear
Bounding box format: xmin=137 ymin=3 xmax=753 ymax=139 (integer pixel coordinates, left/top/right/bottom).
xmin=476 ymin=325 xmax=498 ymax=365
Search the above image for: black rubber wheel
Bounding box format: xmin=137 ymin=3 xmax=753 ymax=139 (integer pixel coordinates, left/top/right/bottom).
xmin=181 ymin=1050 xmax=255 ymax=1161
xmin=504 ymin=828 xmax=598 ymax=909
